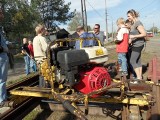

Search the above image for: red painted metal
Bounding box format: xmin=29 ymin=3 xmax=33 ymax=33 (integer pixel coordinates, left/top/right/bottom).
xmin=148 ymin=56 xmax=160 ymax=82
xmin=74 ymin=67 xmax=111 ymax=97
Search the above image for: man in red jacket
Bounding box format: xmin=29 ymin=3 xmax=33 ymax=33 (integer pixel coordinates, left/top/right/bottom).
xmin=28 ymin=40 xmax=37 ymax=72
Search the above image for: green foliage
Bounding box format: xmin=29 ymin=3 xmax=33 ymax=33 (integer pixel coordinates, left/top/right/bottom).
xmin=149 ymin=26 xmax=158 ymax=33
xmin=38 ymin=0 xmax=75 ymax=28
xmin=67 ymin=11 xmax=92 ymax=32
xmin=67 ymin=12 xmax=83 ymax=31
xmin=0 ymin=0 xmax=74 ymax=42
xmin=87 ymin=25 xmax=92 ymax=31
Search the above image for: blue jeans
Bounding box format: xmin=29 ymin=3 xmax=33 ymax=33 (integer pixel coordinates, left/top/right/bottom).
xmin=24 ymin=56 xmax=30 ymax=75
xmin=30 ymin=59 xmax=37 ymax=72
xmin=0 ymin=53 xmax=8 ymax=103
xmin=118 ymin=53 xmax=127 ymax=72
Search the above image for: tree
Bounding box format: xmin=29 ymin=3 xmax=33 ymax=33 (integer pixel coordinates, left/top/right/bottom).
xmin=67 ymin=12 xmax=83 ymax=31
xmin=87 ymin=26 xmax=92 ymax=31
xmin=149 ymin=26 xmax=158 ymax=34
xmin=1 ymin=0 xmax=42 ymax=40
xmin=38 ymin=0 xmax=75 ymax=29
xmin=0 ymin=0 xmax=75 ymax=41
xmin=67 ymin=12 xmax=92 ymax=32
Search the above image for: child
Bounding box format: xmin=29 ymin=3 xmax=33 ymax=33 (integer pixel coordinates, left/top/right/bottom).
xmin=125 ymin=20 xmax=137 ymax=79
xmin=115 ymin=18 xmax=129 ymax=75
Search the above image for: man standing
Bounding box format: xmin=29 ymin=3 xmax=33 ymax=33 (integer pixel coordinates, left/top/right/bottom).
xmin=93 ymin=24 xmax=105 ymax=46
xmin=75 ymin=26 xmax=96 ymax=49
xmin=28 ymin=40 xmax=37 ymax=72
xmin=22 ymin=38 xmax=30 ymax=75
xmin=0 ymin=7 xmax=9 ymax=107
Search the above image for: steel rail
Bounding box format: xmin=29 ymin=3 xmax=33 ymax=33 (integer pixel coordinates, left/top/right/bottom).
xmin=0 ymin=98 xmax=40 ymax=120
xmin=7 ymin=73 xmax=39 ymax=92
xmin=0 ymin=73 xmax=39 ymax=120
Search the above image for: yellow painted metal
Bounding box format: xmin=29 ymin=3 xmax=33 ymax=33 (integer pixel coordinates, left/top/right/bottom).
xmin=112 ymin=79 xmax=121 ymax=83
xmin=95 ymin=48 xmax=104 ymax=56
xmin=113 ymin=78 xmax=157 ymax=86
xmin=60 ymin=88 xmax=72 ymax=94
xmin=10 ymin=89 xmax=149 ymax=106
xmin=90 ymin=97 xmax=149 ymax=106
xmin=145 ymin=81 xmax=154 ymax=84
xmin=60 ymin=42 xmax=63 ymax=46
xmin=59 ymin=84 xmax=64 ymax=89
xmin=40 ymin=59 xmax=55 ymax=81
xmin=79 ymin=37 xmax=101 ymax=49
xmin=10 ymin=90 xmax=53 ymax=99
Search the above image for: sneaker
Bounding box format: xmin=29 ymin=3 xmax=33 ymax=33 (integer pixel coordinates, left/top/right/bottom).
xmin=130 ymin=80 xmax=138 ymax=84
xmin=130 ymin=78 xmax=140 ymax=84
xmin=122 ymin=71 xmax=128 ymax=76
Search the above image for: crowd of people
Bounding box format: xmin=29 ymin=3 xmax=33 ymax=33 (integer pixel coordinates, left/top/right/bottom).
xmin=0 ymin=8 xmax=146 ymax=107
xmin=115 ymin=9 xmax=146 ymax=83
xmin=21 ymin=38 xmax=37 ymax=75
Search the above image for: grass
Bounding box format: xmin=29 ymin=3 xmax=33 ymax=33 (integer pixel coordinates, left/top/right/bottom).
xmin=23 ymin=108 xmax=43 ymax=120
xmin=7 ymin=72 xmax=38 ymax=86
xmin=6 ymin=75 xmax=26 ymax=86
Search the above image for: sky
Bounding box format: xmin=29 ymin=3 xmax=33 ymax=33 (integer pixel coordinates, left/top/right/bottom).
xmin=59 ymin=0 xmax=160 ymax=32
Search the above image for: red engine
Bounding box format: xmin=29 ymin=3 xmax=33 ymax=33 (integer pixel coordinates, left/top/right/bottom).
xmin=74 ymin=67 xmax=111 ymax=97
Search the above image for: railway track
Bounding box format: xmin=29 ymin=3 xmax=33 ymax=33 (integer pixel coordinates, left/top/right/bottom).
xmin=0 ymin=73 xmax=40 ymax=120
xmin=1 ymin=56 xmax=160 ymax=120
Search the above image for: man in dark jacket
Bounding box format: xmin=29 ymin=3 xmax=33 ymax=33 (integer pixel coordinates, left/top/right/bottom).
xmin=22 ymin=38 xmax=31 ymax=75
xmin=0 ymin=7 xmax=9 ymax=107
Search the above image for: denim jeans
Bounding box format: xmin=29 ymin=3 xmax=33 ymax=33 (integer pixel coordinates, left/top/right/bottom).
xmin=0 ymin=53 xmax=8 ymax=103
xmin=24 ymin=56 xmax=30 ymax=75
xmin=30 ymin=59 xmax=37 ymax=72
xmin=118 ymin=53 xmax=127 ymax=72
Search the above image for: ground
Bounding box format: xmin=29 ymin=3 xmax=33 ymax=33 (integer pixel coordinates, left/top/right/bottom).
xmin=5 ymin=36 xmax=160 ymax=120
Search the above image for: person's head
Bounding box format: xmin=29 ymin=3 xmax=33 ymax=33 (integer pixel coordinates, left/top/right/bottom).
xmin=0 ymin=5 xmax=4 ymax=22
xmin=93 ymin=24 xmax=100 ymax=34
xmin=116 ymin=18 xmax=125 ymax=28
xmin=76 ymin=26 xmax=85 ymax=35
xmin=28 ymin=40 xmax=32 ymax=45
xmin=35 ymin=24 xmax=46 ymax=35
xmin=125 ymin=19 xmax=132 ymax=29
xmin=23 ymin=38 xmax=28 ymax=44
xmin=127 ymin=9 xmax=139 ymax=22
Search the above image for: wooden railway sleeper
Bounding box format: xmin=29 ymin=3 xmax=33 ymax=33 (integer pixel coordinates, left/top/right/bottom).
xmin=0 ymin=101 xmax=14 ymax=108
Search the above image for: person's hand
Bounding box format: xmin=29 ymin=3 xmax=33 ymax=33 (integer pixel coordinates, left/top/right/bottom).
xmin=129 ymin=39 xmax=132 ymax=44
xmin=50 ymin=43 xmax=58 ymax=49
xmin=21 ymin=50 xmax=26 ymax=55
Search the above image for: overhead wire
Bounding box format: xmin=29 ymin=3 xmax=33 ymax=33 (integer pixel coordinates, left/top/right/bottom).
xmin=86 ymin=0 xmax=105 ymax=20
xmin=139 ymin=0 xmax=157 ymax=12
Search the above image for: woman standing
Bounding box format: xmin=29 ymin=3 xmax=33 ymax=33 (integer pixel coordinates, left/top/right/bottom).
xmin=127 ymin=9 xmax=146 ymax=81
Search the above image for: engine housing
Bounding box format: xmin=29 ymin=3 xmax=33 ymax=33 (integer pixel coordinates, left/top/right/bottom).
xmin=74 ymin=66 xmax=111 ymax=97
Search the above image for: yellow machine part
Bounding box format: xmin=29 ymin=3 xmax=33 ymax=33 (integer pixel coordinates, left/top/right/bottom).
xmin=40 ymin=59 xmax=55 ymax=81
xmin=10 ymin=88 xmax=150 ymax=106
